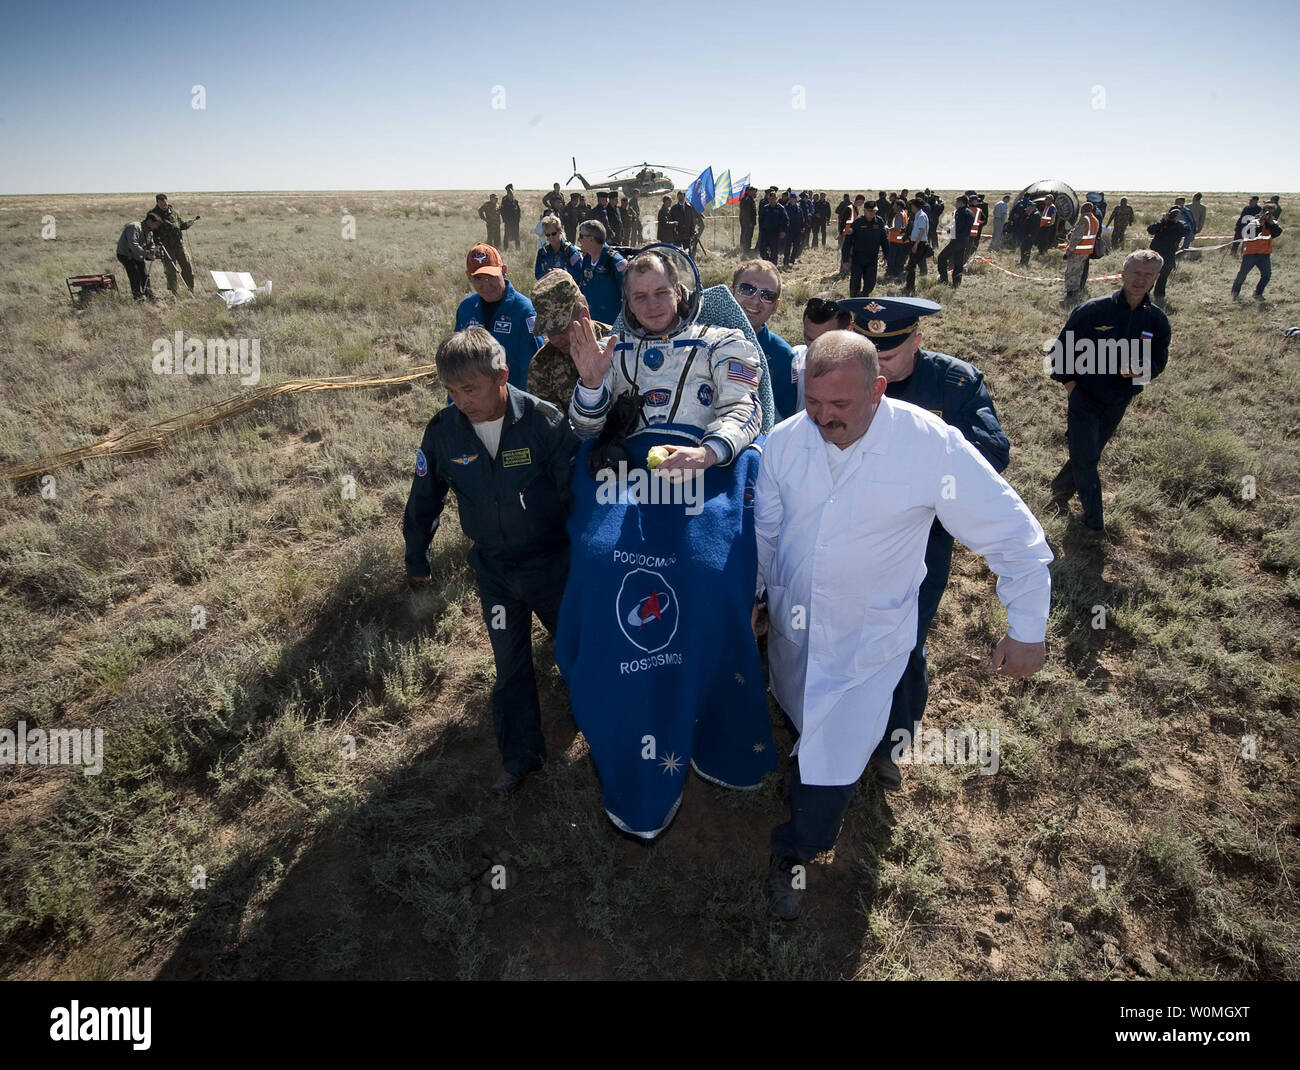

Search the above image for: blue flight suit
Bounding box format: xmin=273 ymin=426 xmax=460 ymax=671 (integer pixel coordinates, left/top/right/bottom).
xmin=535 ymin=239 xmax=582 ymax=280
xmin=871 ymin=351 xmax=1010 ymax=766
xmin=454 ymin=281 xmax=543 ymax=391
xmin=577 ymin=244 xmax=628 ymax=326
xmin=756 ymin=323 xmax=797 ymax=423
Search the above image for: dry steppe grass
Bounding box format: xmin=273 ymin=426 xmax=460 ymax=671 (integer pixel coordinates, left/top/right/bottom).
xmin=0 ymin=188 xmax=1296 ymax=979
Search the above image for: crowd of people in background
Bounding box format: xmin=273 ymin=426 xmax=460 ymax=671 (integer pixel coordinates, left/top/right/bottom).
xmin=473 ymin=182 xmax=1283 ymax=312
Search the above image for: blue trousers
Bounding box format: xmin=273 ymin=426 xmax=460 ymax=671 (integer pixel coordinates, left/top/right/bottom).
xmin=1232 ymin=254 xmax=1272 ymax=296
xmin=1050 ymin=389 xmax=1132 ymax=530
xmin=871 ymin=526 xmax=953 ymax=763
xmin=771 ymin=531 xmax=953 ymax=863
xmin=475 ymin=553 xmax=568 ymax=776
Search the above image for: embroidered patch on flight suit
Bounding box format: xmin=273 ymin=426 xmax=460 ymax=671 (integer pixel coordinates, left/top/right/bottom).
xmin=451 ymin=453 xmax=478 ymax=465
xmin=494 ymin=318 xmax=512 ymax=334
xmin=501 ymin=448 xmax=532 ymax=467
xmin=415 ymin=448 xmax=428 ymax=476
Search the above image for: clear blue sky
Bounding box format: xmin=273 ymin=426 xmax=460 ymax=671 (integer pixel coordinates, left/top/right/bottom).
xmin=1 ymin=0 xmax=1294 ymax=194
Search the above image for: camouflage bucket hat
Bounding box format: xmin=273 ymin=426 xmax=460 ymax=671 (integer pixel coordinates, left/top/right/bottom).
xmin=531 ymin=269 xmax=583 ymax=336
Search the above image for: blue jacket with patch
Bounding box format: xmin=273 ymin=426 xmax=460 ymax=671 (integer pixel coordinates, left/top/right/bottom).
xmin=576 ymin=244 xmax=627 ymax=326
xmin=885 ymin=351 xmax=1009 ymax=473
xmin=885 ymin=350 xmax=1010 ymax=548
xmin=535 ymin=240 xmax=582 ymax=280
xmin=454 ymin=281 xmax=543 ymax=391
xmin=402 ymin=384 xmax=579 ymax=577
xmin=756 ymin=324 xmax=798 ymax=423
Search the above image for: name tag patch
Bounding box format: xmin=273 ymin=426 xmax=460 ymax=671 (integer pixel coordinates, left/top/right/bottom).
xmin=501 ymin=447 xmax=532 ymax=468
xmin=494 ymin=318 xmax=512 ymax=334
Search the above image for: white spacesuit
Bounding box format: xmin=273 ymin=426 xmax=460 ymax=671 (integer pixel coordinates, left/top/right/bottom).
xmin=569 ymin=246 xmax=763 ymax=464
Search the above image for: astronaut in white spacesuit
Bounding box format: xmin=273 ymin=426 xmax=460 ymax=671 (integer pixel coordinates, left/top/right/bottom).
xmin=568 ymin=244 xmax=763 ymax=477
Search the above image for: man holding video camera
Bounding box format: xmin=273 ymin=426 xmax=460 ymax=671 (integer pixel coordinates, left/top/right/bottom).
xmin=115 ymin=212 xmax=164 ymax=300
xmin=151 ymin=194 xmax=197 ymax=294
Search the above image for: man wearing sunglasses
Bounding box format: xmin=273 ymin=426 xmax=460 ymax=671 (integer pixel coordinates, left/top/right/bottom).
xmin=733 ymin=259 xmax=798 ymax=423
xmin=534 ymin=215 xmax=582 ymax=280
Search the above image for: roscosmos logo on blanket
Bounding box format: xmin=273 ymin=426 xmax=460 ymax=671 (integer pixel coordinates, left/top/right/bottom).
xmin=616 ymin=568 xmax=680 ymax=654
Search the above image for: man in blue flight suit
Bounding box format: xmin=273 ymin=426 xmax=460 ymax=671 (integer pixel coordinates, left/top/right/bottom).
xmin=404 ymin=326 xmax=580 ymax=793
xmin=575 ymin=219 xmax=629 ymax=325
xmin=758 ymin=188 xmax=787 ymax=264
xmin=844 ymin=298 xmax=1013 ymax=790
xmin=454 ymin=243 xmax=542 ymax=391
xmin=535 ymin=215 xmax=582 ymax=280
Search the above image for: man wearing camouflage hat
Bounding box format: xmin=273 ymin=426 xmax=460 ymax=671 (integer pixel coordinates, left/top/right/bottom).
xmin=527 ymin=269 xmax=611 ymax=406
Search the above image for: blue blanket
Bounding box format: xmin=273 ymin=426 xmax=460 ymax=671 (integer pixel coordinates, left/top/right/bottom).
xmin=555 ymin=431 xmax=776 ymax=838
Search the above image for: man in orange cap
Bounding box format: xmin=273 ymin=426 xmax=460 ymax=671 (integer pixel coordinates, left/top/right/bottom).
xmin=454 ymin=243 xmax=543 ymax=390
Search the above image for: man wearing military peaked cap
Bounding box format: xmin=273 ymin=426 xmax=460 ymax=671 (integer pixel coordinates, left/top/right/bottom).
xmin=841 ymin=296 xmax=1013 ymax=792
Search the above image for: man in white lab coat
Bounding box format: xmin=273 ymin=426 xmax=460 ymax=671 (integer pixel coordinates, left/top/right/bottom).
xmin=755 ymin=330 xmax=1053 ymax=919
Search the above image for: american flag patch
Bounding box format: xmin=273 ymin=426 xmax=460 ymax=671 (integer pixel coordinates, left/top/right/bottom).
xmin=727 ymin=360 xmax=759 ymax=387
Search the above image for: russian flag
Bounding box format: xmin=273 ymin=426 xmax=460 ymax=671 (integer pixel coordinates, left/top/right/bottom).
xmin=727 ymin=174 xmax=750 ymax=205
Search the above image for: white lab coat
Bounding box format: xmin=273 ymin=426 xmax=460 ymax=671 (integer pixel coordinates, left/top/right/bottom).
xmin=755 ymin=397 xmax=1053 ymax=786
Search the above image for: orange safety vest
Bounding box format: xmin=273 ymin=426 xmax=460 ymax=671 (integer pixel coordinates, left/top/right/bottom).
xmin=1242 ymin=219 xmax=1275 ymax=255
xmin=1039 ymin=203 xmax=1056 ymax=227
xmin=1073 ymin=214 xmax=1099 ymax=255
xmin=969 ymin=206 xmax=984 ymax=237
xmin=887 ymin=210 xmax=909 ymax=243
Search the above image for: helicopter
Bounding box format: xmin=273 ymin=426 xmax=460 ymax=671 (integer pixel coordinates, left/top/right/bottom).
xmin=566 ymin=159 xmax=696 ymax=198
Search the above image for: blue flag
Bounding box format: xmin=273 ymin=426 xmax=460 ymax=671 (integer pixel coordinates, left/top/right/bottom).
xmin=686 ymin=167 xmax=715 ymax=214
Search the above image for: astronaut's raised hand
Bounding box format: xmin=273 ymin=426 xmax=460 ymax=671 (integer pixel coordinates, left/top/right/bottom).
xmin=569 ymin=310 xmax=615 ymax=389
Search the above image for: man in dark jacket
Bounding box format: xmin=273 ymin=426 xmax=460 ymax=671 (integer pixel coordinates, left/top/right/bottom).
xmin=500 ymin=185 xmax=523 ymax=249
xmin=656 ymin=195 xmax=675 ymax=242
xmin=738 ymin=186 xmax=758 ymax=254
xmin=781 ymin=191 xmax=803 ymax=267
xmin=1146 ymin=207 xmax=1189 ymax=305
xmin=669 ymin=190 xmax=695 ymax=250
xmin=404 ymin=326 xmax=580 ymax=793
xmin=1048 ymin=251 xmax=1170 ymax=535
xmin=758 ymin=188 xmax=786 ymax=263
xmin=936 ymin=196 xmax=973 ymax=287
xmin=840 ymin=203 xmax=889 ymax=298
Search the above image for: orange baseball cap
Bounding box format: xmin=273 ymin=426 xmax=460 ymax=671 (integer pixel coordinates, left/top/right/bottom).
xmin=467 ymin=243 xmax=504 ymax=277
